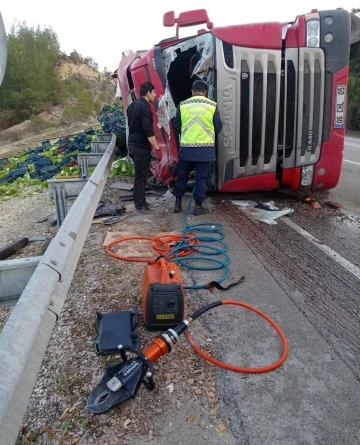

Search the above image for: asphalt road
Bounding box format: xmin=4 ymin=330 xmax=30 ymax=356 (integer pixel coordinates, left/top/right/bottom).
xmin=167 ymin=142 xmax=360 ymax=445
xmin=291 ymin=137 xmax=360 ymax=267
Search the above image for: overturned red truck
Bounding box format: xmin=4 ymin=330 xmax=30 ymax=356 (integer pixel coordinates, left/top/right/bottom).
xmin=116 ymin=8 xmax=354 ymax=193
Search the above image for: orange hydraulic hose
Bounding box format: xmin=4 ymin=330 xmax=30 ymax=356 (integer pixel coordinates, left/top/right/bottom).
xmin=184 ymin=300 xmax=288 ymax=373
xmin=105 ymin=234 xmax=199 ymax=263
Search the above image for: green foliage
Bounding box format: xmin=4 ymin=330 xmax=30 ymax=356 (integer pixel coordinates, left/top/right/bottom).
xmin=83 ymin=56 xmax=99 ymax=71
xmin=58 ymin=166 xmax=80 ymax=177
xmin=0 ymin=22 xmax=62 ymax=129
xmin=110 ymin=157 xmax=135 ymax=177
xmin=0 ymin=174 xmax=47 ymax=201
xmin=69 ymin=49 xmax=83 ymax=64
xmin=62 ymin=74 xmax=96 ymax=122
xmin=0 ymin=21 xmax=105 ymax=131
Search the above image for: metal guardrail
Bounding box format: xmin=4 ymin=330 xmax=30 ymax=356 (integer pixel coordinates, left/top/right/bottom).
xmin=0 ymin=134 xmax=116 ymax=445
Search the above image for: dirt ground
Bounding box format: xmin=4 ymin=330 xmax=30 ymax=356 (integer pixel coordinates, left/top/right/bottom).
xmin=1 ymin=179 xmax=233 ymax=445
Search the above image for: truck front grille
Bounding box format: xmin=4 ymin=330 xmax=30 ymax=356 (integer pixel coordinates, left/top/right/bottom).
xmin=293 ymin=48 xmax=325 ymax=167
xmin=216 ymin=42 xmax=325 ymax=186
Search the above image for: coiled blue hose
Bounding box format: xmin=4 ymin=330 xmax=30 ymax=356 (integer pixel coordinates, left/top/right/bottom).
xmin=165 ymin=194 xmax=230 ymax=290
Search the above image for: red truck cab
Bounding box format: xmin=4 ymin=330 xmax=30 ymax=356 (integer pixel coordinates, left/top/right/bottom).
xmin=117 ymin=8 xmax=352 ymax=193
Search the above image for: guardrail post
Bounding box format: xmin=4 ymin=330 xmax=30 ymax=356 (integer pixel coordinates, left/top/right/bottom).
xmin=91 ymin=141 xmax=110 ymax=154
xmin=47 ymin=179 xmax=88 ymax=227
xmin=77 ymin=153 xmax=103 ymax=179
xmin=96 ymin=133 xmax=112 ymax=142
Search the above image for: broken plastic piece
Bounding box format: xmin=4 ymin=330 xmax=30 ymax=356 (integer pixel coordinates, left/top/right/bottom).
xmin=0 ymin=237 xmax=29 ymax=260
xmin=232 ymin=200 xmax=294 ymax=225
xmin=94 ymin=310 xmax=140 ymax=355
xmin=324 ymin=201 xmax=342 ymax=210
xmin=304 ymin=197 xmax=316 ymax=204
xmin=310 ymin=202 xmax=322 ymax=209
xmin=29 ymin=235 xmax=47 ymax=242
xmin=255 ymin=201 xmax=279 ymax=211
xmin=103 ymin=216 xmax=127 ymax=225
xmin=94 ymin=199 xmax=126 ymax=217
xmin=110 ymin=182 xmax=134 ymax=191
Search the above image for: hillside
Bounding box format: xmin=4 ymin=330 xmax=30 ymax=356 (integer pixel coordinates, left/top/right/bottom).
xmin=0 ymin=23 xmax=117 ymax=158
xmin=0 ymin=56 xmax=115 ymax=158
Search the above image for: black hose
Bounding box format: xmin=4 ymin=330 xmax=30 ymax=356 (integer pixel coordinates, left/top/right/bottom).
xmin=190 ymin=300 xmax=223 ymax=321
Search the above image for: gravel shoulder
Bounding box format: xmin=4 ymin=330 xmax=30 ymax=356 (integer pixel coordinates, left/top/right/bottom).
xmin=2 ymin=181 xmax=234 ymax=445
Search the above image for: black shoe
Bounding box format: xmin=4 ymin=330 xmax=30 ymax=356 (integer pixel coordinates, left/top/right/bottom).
xmin=135 ymin=207 xmax=152 ymax=215
xmin=174 ymin=197 xmax=182 ymax=213
xmin=143 ymin=202 xmax=152 ymax=210
xmin=194 ymin=203 xmax=209 ymax=216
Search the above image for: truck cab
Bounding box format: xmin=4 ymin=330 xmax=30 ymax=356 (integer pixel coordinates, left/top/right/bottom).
xmin=117 ymin=8 xmax=352 ymax=193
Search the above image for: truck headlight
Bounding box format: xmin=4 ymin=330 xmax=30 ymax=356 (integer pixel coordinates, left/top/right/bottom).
xmin=301 ymin=165 xmax=314 ymax=186
xmin=306 ymin=20 xmax=320 ymax=47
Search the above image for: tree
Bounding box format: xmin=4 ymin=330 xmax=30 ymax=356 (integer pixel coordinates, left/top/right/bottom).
xmin=0 ymin=21 xmax=62 ymax=128
xmin=83 ymin=57 xmax=99 ymax=71
xmin=69 ymin=50 xmax=83 ymax=63
xmin=103 ymin=67 xmax=112 ymax=77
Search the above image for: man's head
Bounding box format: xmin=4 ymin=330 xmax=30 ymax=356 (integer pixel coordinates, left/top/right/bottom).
xmin=140 ymin=82 xmax=156 ymax=103
xmin=192 ymin=79 xmax=208 ymax=97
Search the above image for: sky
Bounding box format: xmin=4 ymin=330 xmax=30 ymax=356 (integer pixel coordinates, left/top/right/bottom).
xmin=1 ymin=1 xmax=357 ymax=71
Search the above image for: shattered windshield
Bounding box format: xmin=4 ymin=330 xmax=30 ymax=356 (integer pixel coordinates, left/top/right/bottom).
xmin=156 ymin=33 xmax=215 ymax=137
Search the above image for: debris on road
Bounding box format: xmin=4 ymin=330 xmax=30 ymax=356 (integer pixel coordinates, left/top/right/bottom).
xmin=325 ymin=201 xmax=342 ymax=210
xmin=110 ymin=181 xmax=134 ymax=191
xmin=304 ymin=197 xmax=316 ymax=204
xmin=232 ymin=200 xmax=294 ymax=225
xmin=0 ymin=237 xmax=29 ymax=260
xmin=29 ymin=235 xmax=47 ymax=242
xmin=310 ymin=202 xmax=322 ymax=209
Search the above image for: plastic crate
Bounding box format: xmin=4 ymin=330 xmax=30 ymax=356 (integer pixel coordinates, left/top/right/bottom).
xmin=66 ymin=143 xmax=78 ymax=153
xmin=0 ymin=175 xmax=13 ymax=185
xmin=42 ymin=140 xmax=51 ymax=149
xmin=56 ymin=138 xmax=68 ymax=145
xmin=10 ymin=167 xmax=27 ymax=179
xmin=0 ymin=158 xmax=9 ymax=166
xmin=34 ymin=146 xmax=45 ymax=154
xmin=58 ymin=156 xmax=72 ymax=167
xmin=34 ymin=156 xmax=52 ymax=167
xmin=39 ymin=164 xmax=61 ymax=175
xmin=17 ymin=160 xmax=32 ymax=168
xmin=30 ymin=171 xmax=54 ymax=181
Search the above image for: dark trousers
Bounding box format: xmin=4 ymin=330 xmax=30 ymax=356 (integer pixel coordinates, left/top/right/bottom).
xmin=130 ymin=147 xmax=151 ymax=210
xmin=172 ymin=160 xmax=210 ymax=202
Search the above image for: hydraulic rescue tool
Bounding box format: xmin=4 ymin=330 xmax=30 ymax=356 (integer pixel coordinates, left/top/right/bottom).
xmin=87 ymin=299 xmax=288 ymax=413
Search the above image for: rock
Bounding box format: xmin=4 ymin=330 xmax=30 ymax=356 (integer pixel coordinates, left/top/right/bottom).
xmin=216 ymin=423 xmax=227 ymax=434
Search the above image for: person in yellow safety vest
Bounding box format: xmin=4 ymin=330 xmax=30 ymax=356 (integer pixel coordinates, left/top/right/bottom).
xmin=172 ymin=79 xmax=223 ymax=216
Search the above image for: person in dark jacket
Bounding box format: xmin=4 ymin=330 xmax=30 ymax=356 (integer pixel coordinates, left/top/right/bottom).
xmin=127 ymin=82 xmax=159 ymax=214
xmin=172 ymin=80 xmax=223 ymax=216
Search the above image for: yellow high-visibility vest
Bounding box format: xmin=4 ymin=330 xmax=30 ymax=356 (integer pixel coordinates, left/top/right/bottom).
xmin=180 ymin=96 xmax=216 ymax=147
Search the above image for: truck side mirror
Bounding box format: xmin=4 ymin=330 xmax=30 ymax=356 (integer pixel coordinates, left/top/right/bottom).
xmin=163 ymin=11 xmax=176 ymax=27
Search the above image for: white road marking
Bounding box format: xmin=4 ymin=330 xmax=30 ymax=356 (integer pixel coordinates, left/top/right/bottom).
xmin=345 ymin=143 xmax=360 ymax=148
xmin=282 ymin=218 xmax=360 ymax=281
xmin=343 ymin=159 xmax=360 ymax=166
